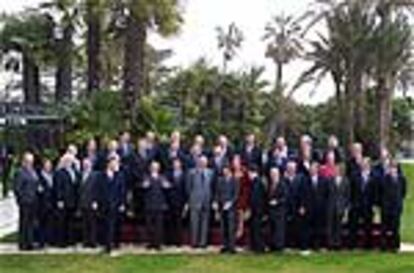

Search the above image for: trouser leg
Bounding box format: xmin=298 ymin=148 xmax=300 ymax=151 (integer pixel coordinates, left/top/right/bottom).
xmin=199 ymin=208 xmax=210 ymax=248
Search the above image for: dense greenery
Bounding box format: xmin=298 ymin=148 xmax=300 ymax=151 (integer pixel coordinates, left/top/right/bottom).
xmin=0 ymin=0 xmax=412 ymax=153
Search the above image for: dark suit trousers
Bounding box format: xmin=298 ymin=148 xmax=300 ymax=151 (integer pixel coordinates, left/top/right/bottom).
xmin=297 ymin=214 xmax=311 ymax=250
xmin=349 ymin=204 xmax=373 ymax=248
xmin=55 ymin=207 xmax=77 ymax=247
xmin=18 ymin=205 xmax=35 ymax=250
xmin=82 ymin=209 xmax=98 ymax=247
xmin=220 ymin=209 xmax=236 ymax=251
xmin=103 ymin=209 xmax=122 ymax=252
xmin=166 ymin=205 xmax=183 ymax=246
xmin=327 ymin=209 xmax=344 ymax=249
xmin=250 ymin=211 xmax=264 ymax=252
xmin=381 ymin=209 xmax=401 ymax=250
xmin=269 ymin=208 xmax=286 ymax=251
xmin=36 ymin=208 xmax=53 ymax=248
xmin=145 ymin=210 xmax=164 ymax=248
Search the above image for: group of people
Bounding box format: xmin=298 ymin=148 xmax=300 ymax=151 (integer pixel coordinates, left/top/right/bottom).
xmin=13 ymin=131 xmax=407 ymax=253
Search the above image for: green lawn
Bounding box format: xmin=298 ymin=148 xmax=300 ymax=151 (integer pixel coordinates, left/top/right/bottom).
xmin=1 ymin=253 xmax=414 ymax=273
xmin=401 ymin=164 xmax=414 ymax=242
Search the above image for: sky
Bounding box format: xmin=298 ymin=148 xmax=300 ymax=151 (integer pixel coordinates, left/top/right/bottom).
xmin=0 ymin=0 xmax=335 ymax=104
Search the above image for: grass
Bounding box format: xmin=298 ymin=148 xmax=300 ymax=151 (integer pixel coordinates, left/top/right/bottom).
xmin=401 ymin=164 xmax=414 ymax=242
xmin=1 ymin=253 xmax=414 ymax=273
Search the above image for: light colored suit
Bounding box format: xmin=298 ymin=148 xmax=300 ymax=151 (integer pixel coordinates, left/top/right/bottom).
xmin=186 ymin=168 xmax=214 ymax=247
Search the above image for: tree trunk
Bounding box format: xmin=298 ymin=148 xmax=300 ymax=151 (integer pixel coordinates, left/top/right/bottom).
xmin=55 ymin=25 xmax=73 ymax=102
xmin=344 ymin=78 xmax=355 ymax=147
xmin=87 ymin=0 xmax=101 ymax=94
xmin=22 ymin=52 xmax=40 ymax=105
xmin=353 ymin=74 xmax=365 ymax=142
xmin=377 ymin=77 xmax=393 ymax=149
xmin=123 ymin=15 xmax=147 ymax=124
xmin=276 ymin=61 xmax=283 ymax=93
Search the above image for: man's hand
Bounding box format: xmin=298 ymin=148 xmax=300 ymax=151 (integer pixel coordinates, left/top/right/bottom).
xmin=119 ymin=204 xmax=126 ymax=213
xmin=269 ymin=199 xmax=278 ymax=206
xmin=57 ymin=201 xmax=64 ymax=209
xmin=91 ymin=202 xmax=98 ymax=211
xmin=223 ymin=201 xmax=232 ymax=211
xmin=299 ymin=206 xmax=306 ymax=216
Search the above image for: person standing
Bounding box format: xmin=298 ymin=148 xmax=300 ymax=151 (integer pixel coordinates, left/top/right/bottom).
xmin=215 ymin=165 xmax=239 ymax=253
xmin=186 ymin=156 xmax=214 ymax=248
xmin=267 ymin=167 xmax=288 ymax=252
xmin=99 ymin=154 xmax=126 ymax=253
xmin=327 ymin=165 xmax=350 ymax=250
xmin=53 ymin=153 xmax=80 ymax=247
xmin=249 ymin=166 xmax=266 ymax=253
xmin=380 ymin=160 xmax=407 ymax=251
xmin=36 ymin=159 xmax=55 ymax=248
xmin=142 ymin=162 xmax=170 ymax=250
xmin=165 ymin=158 xmax=187 ymax=246
xmin=14 ymin=152 xmax=39 ymax=250
xmin=79 ymin=158 xmax=99 ymax=247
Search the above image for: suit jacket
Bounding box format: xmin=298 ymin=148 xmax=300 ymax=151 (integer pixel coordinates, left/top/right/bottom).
xmin=283 ymin=175 xmax=302 ymax=219
xmin=380 ymin=173 xmax=406 ymax=214
xmin=79 ymin=171 xmax=99 ymax=210
xmin=142 ymin=175 xmax=169 ymax=212
xmin=303 ymin=175 xmax=329 ymax=218
xmin=160 ymin=145 xmax=187 ymax=171
xmin=240 ymin=145 xmax=262 ymax=169
xmin=266 ymin=152 xmax=288 ymax=175
xmin=268 ymin=179 xmax=288 ymax=212
xmin=166 ymin=170 xmax=187 ymax=209
xmin=215 ymin=176 xmax=239 ymax=211
xmin=250 ymin=176 xmax=266 ymax=215
xmin=53 ymin=167 xmax=79 ymax=209
xmin=98 ymin=170 xmax=126 ymax=213
xmin=37 ymin=170 xmax=54 ymax=212
xmin=327 ymin=176 xmax=350 ymax=215
xmin=14 ymin=167 xmax=39 ymax=206
xmin=350 ymin=171 xmax=376 ymax=210
xmin=186 ymin=168 xmax=214 ymax=210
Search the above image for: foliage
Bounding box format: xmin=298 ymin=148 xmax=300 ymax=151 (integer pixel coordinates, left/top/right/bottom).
xmin=65 ymin=90 xmax=124 ymax=144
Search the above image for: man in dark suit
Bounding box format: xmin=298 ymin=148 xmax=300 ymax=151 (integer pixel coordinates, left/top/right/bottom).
xmin=240 ymin=133 xmax=262 ymax=170
xmin=380 ymin=160 xmax=407 ymax=250
xmin=266 ymin=145 xmax=289 ymax=176
xmin=98 ymin=154 xmax=126 ymax=253
xmin=79 ymin=158 xmax=100 ymax=247
xmin=165 ymin=158 xmax=187 ymax=246
xmin=145 ymin=131 xmax=160 ymax=163
xmin=14 ymin=152 xmax=39 ymax=250
xmin=327 ymin=165 xmax=350 ymax=249
xmin=117 ymin=131 xmax=135 ymax=192
xmin=267 ymin=167 xmax=288 ymax=252
xmin=249 ymin=165 xmax=266 ymax=252
xmin=283 ymin=161 xmax=302 ymax=248
xmin=36 ymin=159 xmax=55 ymax=248
xmin=142 ymin=161 xmax=170 ymax=250
xmin=306 ymin=162 xmax=329 ymax=250
xmin=53 ymin=153 xmax=80 ymax=247
xmin=349 ymin=157 xmax=376 ymax=248
xmin=161 ymin=132 xmax=187 ymax=172
xmin=215 ymin=165 xmax=239 ymax=253
xmin=372 ymin=147 xmax=391 ymax=207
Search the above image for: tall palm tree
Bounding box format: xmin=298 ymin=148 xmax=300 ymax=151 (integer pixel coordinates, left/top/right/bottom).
xmin=215 ymin=22 xmax=244 ymax=121
xmin=85 ymin=0 xmax=106 ymax=94
xmin=113 ymin=0 xmax=183 ymax=125
xmin=0 ymin=12 xmax=55 ymax=104
xmin=41 ymin=0 xmax=80 ymax=103
xmin=263 ymin=12 xmax=309 ymax=137
xmin=263 ymin=13 xmax=308 ymax=93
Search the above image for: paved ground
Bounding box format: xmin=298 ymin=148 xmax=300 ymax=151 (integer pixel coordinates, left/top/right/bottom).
xmin=0 ymin=196 xmax=18 ymax=238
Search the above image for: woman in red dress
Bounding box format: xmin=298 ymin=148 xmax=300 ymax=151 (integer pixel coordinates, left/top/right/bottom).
xmin=319 ymin=150 xmax=338 ymax=179
xmin=231 ymin=154 xmax=251 ymax=241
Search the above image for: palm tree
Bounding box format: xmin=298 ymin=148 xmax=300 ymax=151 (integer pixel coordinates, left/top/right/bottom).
xmin=84 ymin=0 xmax=106 ymax=94
xmin=41 ymin=0 xmax=80 ymax=103
xmin=215 ymin=22 xmax=244 ymax=121
xmin=263 ymin=13 xmax=308 ymax=93
xmin=113 ymin=0 xmax=183 ymax=125
xmin=0 ymin=12 xmax=55 ymax=104
xmin=263 ymin=12 xmax=309 ymax=137
xmin=371 ymin=8 xmax=413 ymax=149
